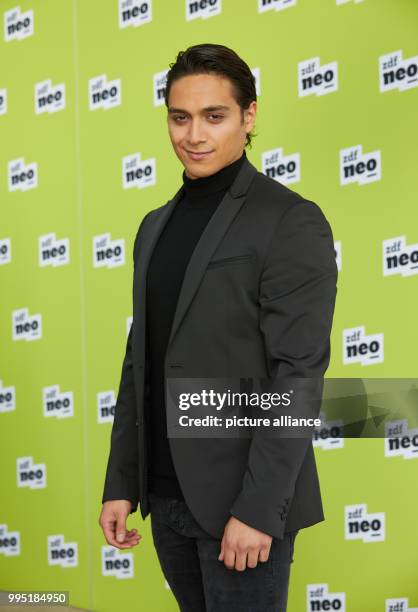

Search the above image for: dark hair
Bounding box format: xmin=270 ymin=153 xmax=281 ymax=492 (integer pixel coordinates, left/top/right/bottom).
xmin=165 ymin=43 xmax=257 ymax=149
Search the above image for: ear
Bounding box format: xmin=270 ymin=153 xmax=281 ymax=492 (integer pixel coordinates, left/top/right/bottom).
xmin=244 ymin=100 xmax=257 ymax=133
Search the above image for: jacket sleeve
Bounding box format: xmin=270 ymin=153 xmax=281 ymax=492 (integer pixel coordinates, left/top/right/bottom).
xmin=101 ymin=212 xmax=151 ymax=514
xmin=229 ymin=199 xmax=338 ymax=538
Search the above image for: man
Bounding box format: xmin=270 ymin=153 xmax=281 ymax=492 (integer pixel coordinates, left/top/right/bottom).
xmin=99 ymin=43 xmax=338 ymax=611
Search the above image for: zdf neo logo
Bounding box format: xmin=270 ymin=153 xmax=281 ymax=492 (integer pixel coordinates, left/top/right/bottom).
xmin=258 ymin=0 xmax=297 ymax=13
xmin=8 ymin=158 xmax=38 ymax=192
xmin=0 ymin=525 xmax=20 ymax=557
xmin=0 ymin=380 xmax=16 ymax=413
xmin=313 ymin=411 xmax=344 ymax=450
xmin=35 ymin=79 xmax=65 ymax=114
xmin=39 ymin=233 xmax=70 ymax=267
xmin=43 ymin=385 xmax=74 ymax=419
xmin=17 ymin=456 xmax=46 ymax=489
xmin=102 ymin=546 xmax=133 ymax=579
xmin=93 ymin=234 xmax=125 ymax=268
xmin=153 ymin=69 xmax=168 ymax=107
xmin=97 ymin=391 xmax=116 ymax=423
xmin=0 ymin=88 xmax=7 ymax=115
xmin=343 ymin=326 xmax=384 ymax=366
xmin=383 ymin=236 xmax=418 ymax=277
xmin=340 ymin=145 xmax=381 ymax=186
xmin=380 ymin=50 xmax=418 ymax=93
xmin=345 ymin=503 xmax=385 ymax=542
xmin=307 ymin=584 xmax=346 ymax=612
xmin=298 ymin=56 xmax=338 ymax=97
xmin=385 ymin=598 xmax=418 ymax=612
xmin=186 ymin=0 xmax=221 ymax=22
xmin=48 ymin=535 xmax=78 ymax=568
xmin=119 ymin=0 xmax=152 ymax=28
xmin=12 ymin=308 xmax=42 ymax=341
xmin=0 ymin=238 xmax=11 ymax=264
xmin=123 ymin=153 xmax=156 ymax=189
xmin=262 ymin=148 xmax=300 ymax=185
xmin=4 ymin=6 xmax=34 ymax=41
xmin=385 ymin=420 xmax=418 ymax=460
xmin=89 ymin=74 xmax=121 ymax=110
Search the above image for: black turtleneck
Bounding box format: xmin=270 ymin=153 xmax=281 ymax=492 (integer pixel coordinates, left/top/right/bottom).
xmin=145 ymin=150 xmax=247 ymax=500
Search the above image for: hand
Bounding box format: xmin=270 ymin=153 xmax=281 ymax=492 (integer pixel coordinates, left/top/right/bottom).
xmin=218 ymin=516 xmax=272 ymax=571
xmin=99 ymin=500 xmax=142 ymax=549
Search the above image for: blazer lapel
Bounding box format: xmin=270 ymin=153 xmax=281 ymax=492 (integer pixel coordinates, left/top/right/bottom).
xmin=135 ymin=183 xmax=185 ymax=285
xmin=134 ymin=156 xmax=258 ymax=357
xmin=132 ymin=186 xmax=183 ymax=362
xmin=167 ymin=156 xmax=258 ymax=348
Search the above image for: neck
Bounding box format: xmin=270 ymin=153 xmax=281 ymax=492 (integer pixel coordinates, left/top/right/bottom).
xmin=182 ymin=151 xmax=247 ymax=199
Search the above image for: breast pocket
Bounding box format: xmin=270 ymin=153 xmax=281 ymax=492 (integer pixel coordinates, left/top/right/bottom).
xmin=206 ymin=253 xmax=254 ymax=270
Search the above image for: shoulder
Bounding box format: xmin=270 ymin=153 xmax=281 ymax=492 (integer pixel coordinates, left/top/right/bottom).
xmin=138 ymin=186 xmax=182 ymax=224
xmin=132 ymin=190 xmax=179 ymax=255
xmin=135 ymin=199 xmax=168 ymax=232
xmin=249 ymin=168 xmax=330 ymax=228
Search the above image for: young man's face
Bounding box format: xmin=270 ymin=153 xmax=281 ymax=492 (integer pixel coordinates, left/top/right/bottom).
xmin=167 ymin=73 xmax=256 ymax=179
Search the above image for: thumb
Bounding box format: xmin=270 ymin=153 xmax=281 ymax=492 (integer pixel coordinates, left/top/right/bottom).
xmin=116 ymin=517 xmax=127 ymax=543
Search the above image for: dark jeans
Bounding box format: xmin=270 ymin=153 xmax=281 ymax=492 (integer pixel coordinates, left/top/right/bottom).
xmin=148 ymin=492 xmax=299 ymax=612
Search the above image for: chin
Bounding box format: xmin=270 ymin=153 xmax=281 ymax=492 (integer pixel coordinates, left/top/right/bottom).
xmin=186 ymin=167 xmax=211 ymax=179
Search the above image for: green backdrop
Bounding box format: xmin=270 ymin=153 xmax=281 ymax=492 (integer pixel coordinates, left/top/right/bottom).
xmin=1 ymin=1 xmax=417 ymax=610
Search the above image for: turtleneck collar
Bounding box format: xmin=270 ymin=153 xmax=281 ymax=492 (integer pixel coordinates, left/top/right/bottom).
xmin=182 ymin=150 xmax=247 ymax=200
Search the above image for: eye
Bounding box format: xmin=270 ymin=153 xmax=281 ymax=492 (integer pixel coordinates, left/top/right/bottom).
xmin=209 ymin=114 xmax=223 ymax=120
xmin=173 ymin=115 xmax=187 ymax=122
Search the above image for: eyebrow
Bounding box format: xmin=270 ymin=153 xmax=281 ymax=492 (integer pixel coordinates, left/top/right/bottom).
xmin=168 ymin=105 xmax=231 ymax=114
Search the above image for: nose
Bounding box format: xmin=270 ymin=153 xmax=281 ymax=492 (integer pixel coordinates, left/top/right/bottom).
xmin=187 ymin=118 xmax=206 ymax=146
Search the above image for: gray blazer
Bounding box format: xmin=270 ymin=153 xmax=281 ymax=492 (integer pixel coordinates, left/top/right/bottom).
xmin=102 ymin=155 xmax=338 ymax=540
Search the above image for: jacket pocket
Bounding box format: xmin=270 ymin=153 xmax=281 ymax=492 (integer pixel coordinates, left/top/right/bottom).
xmin=206 ymin=253 xmax=254 ymax=269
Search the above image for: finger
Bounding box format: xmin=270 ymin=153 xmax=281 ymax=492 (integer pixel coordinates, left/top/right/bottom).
xmin=102 ymin=523 xmax=123 ymax=548
xmin=121 ymin=537 xmax=141 ymax=549
xmin=224 ymin=547 xmax=236 ymax=570
xmin=102 ymin=519 xmax=139 ymax=549
xmin=126 ymin=529 xmax=140 ymax=537
xmin=234 ymin=551 xmax=247 ymax=572
xmin=123 ymin=528 xmax=141 ymax=539
xmin=124 ymin=533 xmax=141 ymax=543
xmin=258 ymin=545 xmax=271 ymax=563
xmin=247 ymin=549 xmax=259 ymax=568
xmin=116 ymin=516 xmax=128 ymax=543
xmin=106 ymin=537 xmax=141 ymax=549
xmin=114 ymin=540 xmax=140 ymax=549
xmin=218 ymin=539 xmax=224 ymax=561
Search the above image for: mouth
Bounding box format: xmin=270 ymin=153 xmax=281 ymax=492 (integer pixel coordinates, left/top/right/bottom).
xmin=185 ymin=149 xmax=214 ymax=161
